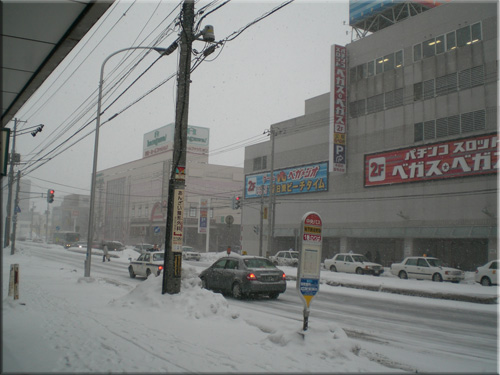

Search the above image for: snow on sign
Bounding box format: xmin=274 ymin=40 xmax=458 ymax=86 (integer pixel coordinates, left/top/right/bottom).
xmin=296 ymin=212 xmax=323 ymax=331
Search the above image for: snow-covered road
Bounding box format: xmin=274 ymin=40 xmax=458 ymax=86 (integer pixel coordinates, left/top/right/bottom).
xmin=2 ymin=242 xmax=498 ymax=373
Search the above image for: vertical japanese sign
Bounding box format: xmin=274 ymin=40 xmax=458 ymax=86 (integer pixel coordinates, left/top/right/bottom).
xmin=198 ymin=198 xmax=208 ymax=234
xmin=330 ymin=44 xmax=347 ymax=173
xmin=172 ymin=188 xmax=184 ymax=252
xmin=296 ymin=212 xmax=323 ymax=331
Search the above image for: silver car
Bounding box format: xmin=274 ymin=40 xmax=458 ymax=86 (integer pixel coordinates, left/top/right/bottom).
xmin=199 ymin=256 xmax=287 ymax=299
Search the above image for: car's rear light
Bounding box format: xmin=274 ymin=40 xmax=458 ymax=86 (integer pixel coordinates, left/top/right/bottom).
xmin=282 ymin=272 xmax=286 ymax=280
xmin=246 ymin=273 xmax=257 ymax=280
xmin=158 ymin=266 xmax=163 ymax=271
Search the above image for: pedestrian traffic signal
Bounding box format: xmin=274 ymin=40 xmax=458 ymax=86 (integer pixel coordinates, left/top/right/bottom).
xmin=47 ymin=189 xmax=55 ymax=203
xmin=235 ymin=196 xmax=241 ymax=209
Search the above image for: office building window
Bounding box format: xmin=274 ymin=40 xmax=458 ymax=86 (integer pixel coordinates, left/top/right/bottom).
xmin=253 ymin=156 xmax=267 ymax=171
xmin=446 ymin=31 xmax=456 ymax=51
xmin=395 ymin=50 xmax=403 ymax=68
xmin=435 ymin=35 xmax=445 ymax=54
xmin=414 ymin=122 xmax=424 ymax=142
xmin=189 ymin=206 xmax=197 ymax=217
xmin=423 ymin=38 xmax=436 ymax=59
xmin=457 ymin=25 xmax=471 ymax=47
xmin=367 ymin=60 xmax=375 ymax=76
xmin=414 ymin=82 xmax=423 ymax=101
xmin=471 ymin=22 xmax=482 ymax=42
xmin=384 ymin=53 xmax=394 ymax=71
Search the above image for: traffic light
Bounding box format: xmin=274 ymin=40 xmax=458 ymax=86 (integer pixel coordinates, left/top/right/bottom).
xmin=235 ymin=196 xmax=241 ymax=209
xmin=47 ymin=189 xmax=55 ymax=203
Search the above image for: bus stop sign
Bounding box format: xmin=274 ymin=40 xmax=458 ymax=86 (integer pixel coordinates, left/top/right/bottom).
xmin=296 ymin=211 xmax=323 ymax=331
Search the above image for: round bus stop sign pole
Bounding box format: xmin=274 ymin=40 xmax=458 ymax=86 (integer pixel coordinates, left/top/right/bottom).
xmin=296 ymin=212 xmax=323 ymax=331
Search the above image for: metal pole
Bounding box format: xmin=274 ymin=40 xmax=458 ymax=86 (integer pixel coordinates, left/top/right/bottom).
xmin=205 ymin=198 xmax=211 ymax=253
xmin=162 ymin=0 xmax=194 ymax=295
xmin=45 ymin=202 xmax=49 ymax=244
xmin=85 ymin=45 xmax=173 ymax=277
xmin=259 ymin=192 xmax=264 ymax=257
xmin=267 ymin=128 xmax=275 ymax=257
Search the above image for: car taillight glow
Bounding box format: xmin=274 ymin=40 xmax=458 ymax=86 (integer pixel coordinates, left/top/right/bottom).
xmin=246 ymin=273 xmax=257 ymax=280
xmin=282 ymin=272 xmax=286 ymax=280
xmin=158 ymin=266 xmax=163 ymax=270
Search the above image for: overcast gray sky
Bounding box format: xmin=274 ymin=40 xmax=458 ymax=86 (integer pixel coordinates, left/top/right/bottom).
xmin=9 ymin=0 xmax=351 ymax=208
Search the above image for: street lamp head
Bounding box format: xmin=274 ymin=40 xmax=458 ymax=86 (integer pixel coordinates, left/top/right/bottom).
xmin=154 ymin=41 xmax=178 ymax=56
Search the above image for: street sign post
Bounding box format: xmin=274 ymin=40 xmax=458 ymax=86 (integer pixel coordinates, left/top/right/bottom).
xmin=296 ymin=211 xmax=323 ymax=331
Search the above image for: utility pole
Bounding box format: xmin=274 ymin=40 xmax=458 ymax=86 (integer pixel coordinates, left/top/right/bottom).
xmin=10 ymin=170 xmax=21 ymax=254
xmin=162 ymin=0 xmax=195 ymax=295
xmin=4 ymin=118 xmax=21 ymax=248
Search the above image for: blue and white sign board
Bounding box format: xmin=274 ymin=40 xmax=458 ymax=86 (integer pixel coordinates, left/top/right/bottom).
xmin=154 ymin=226 xmax=161 ymax=234
xmin=296 ymin=212 xmax=323 ymax=331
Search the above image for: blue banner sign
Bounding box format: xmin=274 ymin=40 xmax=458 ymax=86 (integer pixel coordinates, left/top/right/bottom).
xmin=245 ymin=161 xmax=328 ymax=199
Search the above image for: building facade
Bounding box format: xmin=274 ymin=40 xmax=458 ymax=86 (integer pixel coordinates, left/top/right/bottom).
xmin=95 ymin=123 xmax=243 ymax=251
xmin=241 ymin=1 xmax=498 ymax=271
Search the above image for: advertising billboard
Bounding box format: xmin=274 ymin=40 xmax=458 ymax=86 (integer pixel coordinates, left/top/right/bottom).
xmin=143 ymin=123 xmax=209 ymax=158
xmin=245 ymin=162 xmax=328 ymax=199
xmin=330 ymin=45 xmax=347 ymax=173
xmin=364 ymin=133 xmax=498 ymax=187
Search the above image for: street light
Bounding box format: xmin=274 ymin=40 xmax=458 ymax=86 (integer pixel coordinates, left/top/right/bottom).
xmin=85 ymin=44 xmax=177 ymax=277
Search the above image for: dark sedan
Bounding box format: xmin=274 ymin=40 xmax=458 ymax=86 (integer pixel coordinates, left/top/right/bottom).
xmin=199 ymin=256 xmax=287 ymax=299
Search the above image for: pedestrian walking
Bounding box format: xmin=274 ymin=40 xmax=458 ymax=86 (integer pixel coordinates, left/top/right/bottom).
xmin=103 ymin=244 xmax=110 ymax=262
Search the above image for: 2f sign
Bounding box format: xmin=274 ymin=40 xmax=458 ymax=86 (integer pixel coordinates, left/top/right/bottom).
xmin=369 ymin=157 xmax=386 ymax=182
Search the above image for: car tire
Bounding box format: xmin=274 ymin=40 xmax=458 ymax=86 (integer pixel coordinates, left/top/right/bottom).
xmin=481 ymin=276 xmax=492 ymax=286
xmin=146 ymin=269 xmax=152 ymax=278
xmin=432 ymin=273 xmax=443 ymax=282
xmin=330 ymin=265 xmax=337 ymax=272
xmin=201 ymin=278 xmax=208 ymax=289
xmin=269 ymin=292 xmax=279 ymax=299
xmin=128 ymin=266 xmax=136 ymax=279
xmin=232 ymin=283 xmax=243 ymax=299
xmin=356 ymin=268 xmax=364 ymax=275
xmin=398 ymin=270 xmax=408 ymax=279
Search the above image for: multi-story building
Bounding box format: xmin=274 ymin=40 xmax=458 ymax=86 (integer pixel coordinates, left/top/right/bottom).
xmin=95 ymin=123 xmax=243 ymax=251
xmin=241 ymin=1 xmax=498 ymax=271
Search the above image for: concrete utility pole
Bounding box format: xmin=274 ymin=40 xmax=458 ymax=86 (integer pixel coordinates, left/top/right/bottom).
xmin=162 ymin=0 xmax=195 ymax=295
xmin=4 ymin=118 xmax=21 ymax=248
xmin=11 ymin=170 xmax=21 ymax=254
xmin=266 ymin=128 xmax=276 ymax=257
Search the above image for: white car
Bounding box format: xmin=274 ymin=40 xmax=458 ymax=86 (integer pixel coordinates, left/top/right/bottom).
xmin=269 ymin=250 xmax=299 ymax=267
xmin=475 ymin=260 xmax=498 ymax=286
xmin=128 ymin=252 xmax=164 ymax=278
xmin=182 ymin=246 xmax=201 ymax=261
xmin=324 ymin=253 xmax=384 ymax=276
xmin=390 ymin=256 xmax=464 ymax=283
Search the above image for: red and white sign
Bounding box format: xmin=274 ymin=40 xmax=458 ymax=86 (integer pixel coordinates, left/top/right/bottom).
xmin=303 ymin=213 xmax=322 ymax=242
xmin=365 ymin=133 xmax=498 ymax=187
